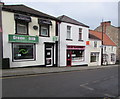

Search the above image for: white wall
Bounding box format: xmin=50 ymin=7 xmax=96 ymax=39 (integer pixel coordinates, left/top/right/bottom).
xmin=59 ymin=22 xmax=89 ymax=66
xmin=87 ymin=39 xmax=102 ymax=66
xmin=2 ymin=11 xmax=56 ymax=68
xmin=103 ymin=45 xmax=116 ymax=64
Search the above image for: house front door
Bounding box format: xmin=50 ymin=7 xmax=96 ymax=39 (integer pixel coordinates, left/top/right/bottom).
xmin=45 ymin=43 xmax=54 ymax=66
xmin=67 ymin=50 xmax=72 ymax=66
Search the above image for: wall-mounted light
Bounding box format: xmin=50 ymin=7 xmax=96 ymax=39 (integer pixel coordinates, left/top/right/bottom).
xmin=33 ymin=25 xmax=38 ymax=30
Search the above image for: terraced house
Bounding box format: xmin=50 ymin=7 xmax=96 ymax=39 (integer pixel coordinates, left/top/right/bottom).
xmin=87 ymin=34 xmax=102 ymax=66
xmin=95 ymin=21 xmax=119 ymax=62
xmin=1 ymin=3 xmax=117 ymax=69
xmin=1 ymin=4 xmax=59 ymax=68
xmin=90 ymin=30 xmax=117 ymax=65
xmin=58 ymin=15 xmax=89 ymax=67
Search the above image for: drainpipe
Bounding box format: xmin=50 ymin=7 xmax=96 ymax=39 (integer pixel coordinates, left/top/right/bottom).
xmin=58 ymin=21 xmax=61 ymax=67
xmin=0 ymin=2 xmax=4 ymax=69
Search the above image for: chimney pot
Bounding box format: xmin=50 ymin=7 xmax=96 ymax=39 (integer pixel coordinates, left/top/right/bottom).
xmin=101 ymin=21 xmax=111 ymax=26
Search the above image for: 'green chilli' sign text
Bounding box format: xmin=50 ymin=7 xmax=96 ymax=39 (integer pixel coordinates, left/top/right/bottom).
xmin=8 ymin=34 xmax=39 ymax=43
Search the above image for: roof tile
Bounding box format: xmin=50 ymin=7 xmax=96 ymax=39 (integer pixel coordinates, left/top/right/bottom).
xmin=89 ymin=30 xmax=116 ymax=46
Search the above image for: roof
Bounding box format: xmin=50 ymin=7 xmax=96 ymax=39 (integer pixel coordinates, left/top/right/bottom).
xmin=89 ymin=34 xmax=101 ymax=40
xmin=89 ymin=30 xmax=116 ymax=46
xmin=2 ymin=4 xmax=59 ymax=20
xmin=58 ymin=15 xmax=89 ymax=28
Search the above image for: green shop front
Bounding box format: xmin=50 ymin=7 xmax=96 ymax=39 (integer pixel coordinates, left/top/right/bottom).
xmin=6 ymin=34 xmax=39 ymax=68
xmin=4 ymin=34 xmax=58 ymax=68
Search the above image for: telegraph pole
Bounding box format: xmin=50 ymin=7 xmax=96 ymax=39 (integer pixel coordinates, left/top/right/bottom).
xmin=0 ymin=1 xmax=3 ymax=68
xmin=101 ymin=19 xmax=104 ymax=65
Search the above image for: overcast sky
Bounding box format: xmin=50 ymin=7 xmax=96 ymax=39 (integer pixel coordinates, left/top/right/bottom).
xmin=2 ymin=0 xmax=119 ymax=29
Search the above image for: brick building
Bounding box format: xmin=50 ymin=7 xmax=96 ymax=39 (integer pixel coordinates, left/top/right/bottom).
xmin=94 ymin=21 xmax=119 ymax=62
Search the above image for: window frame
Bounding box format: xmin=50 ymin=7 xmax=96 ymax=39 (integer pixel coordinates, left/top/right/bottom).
xmin=12 ymin=43 xmax=36 ymax=62
xmin=90 ymin=52 xmax=99 ymax=62
xmin=66 ymin=25 xmax=72 ymax=40
xmin=15 ymin=20 xmax=29 ymax=35
xmin=71 ymin=50 xmax=85 ymax=62
xmin=39 ymin=24 xmax=50 ymax=37
xmin=78 ymin=28 xmax=82 ymax=40
xmin=94 ymin=41 xmax=97 ymax=48
xmin=111 ymin=54 xmax=115 ymax=62
xmin=111 ymin=46 xmax=114 ymax=52
xmin=104 ymin=46 xmax=106 ymax=52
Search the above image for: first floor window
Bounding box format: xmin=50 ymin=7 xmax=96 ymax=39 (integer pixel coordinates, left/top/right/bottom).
xmin=67 ymin=26 xmax=71 ymax=39
xmin=94 ymin=41 xmax=97 ymax=48
xmin=78 ymin=28 xmax=82 ymax=40
xmin=40 ymin=25 xmax=49 ymax=37
xmin=16 ymin=20 xmax=28 ymax=35
xmin=72 ymin=50 xmax=84 ymax=61
xmin=90 ymin=52 xmax=99 ymax=62
xmin=104 ymin=46 xmax=106 ymax=52
xmin=13 ymin=43 xmax=35 ymax=61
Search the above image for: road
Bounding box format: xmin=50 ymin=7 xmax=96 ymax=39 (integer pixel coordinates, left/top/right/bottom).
xmin=2 ymin=66 xmax=118 ymax=98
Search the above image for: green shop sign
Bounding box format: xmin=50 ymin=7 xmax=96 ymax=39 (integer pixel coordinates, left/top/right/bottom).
xmin=52 ymin=36 xmax=58 ymax=41
xmin=8 ymin=34 xmax=39 ymax=43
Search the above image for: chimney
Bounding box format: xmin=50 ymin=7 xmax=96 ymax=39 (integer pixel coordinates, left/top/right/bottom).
xmin=100 ymin=21 xmax=111 ymax=34
xmin=101 ymin=21 xmax=111 ymax=26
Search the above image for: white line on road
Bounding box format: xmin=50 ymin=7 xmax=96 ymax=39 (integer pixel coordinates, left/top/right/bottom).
xmin=80 ymin=84 xmax=94 ymax=91
xmin=92 ymin=80 xmax=100 ymax=83
xmin=80 ymin=83 xmax=88 ymax=86
xmin=104 ymin=93 xmax=115 ymax=97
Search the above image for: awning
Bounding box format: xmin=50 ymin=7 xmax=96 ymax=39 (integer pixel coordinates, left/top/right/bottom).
xmin=38 ymin=19 xmax=52 ymax=25
xmin=14 ymin=14 xmax=31 ymax=22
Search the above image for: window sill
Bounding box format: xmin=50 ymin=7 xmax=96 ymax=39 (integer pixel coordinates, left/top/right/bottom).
xmin=78 ymin=40 xmax=84 ymax=42
xmin=39 ymin=35 xmax=50 ymax=37
xmin=15 ymin=33 xmax=29 ymax=35
xmin=13 ymin=59 xmax=36 ymax=62
xmin=66 ymin=39 xmax=73 ymax=41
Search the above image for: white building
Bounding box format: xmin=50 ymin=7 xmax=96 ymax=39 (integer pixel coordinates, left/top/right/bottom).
xmin=2 ymin=4 xmax=59 ymax=68
xmin=90 ymin=30 xmax=117 ymax=65
xmin=58 ymin=15 xmax=89 ymax=67
xmin=87 ymin=34 xmax=102 ymax=66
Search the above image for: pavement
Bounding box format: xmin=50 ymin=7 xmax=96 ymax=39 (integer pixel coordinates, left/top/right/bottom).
xmin=1 ymin=65 xmax=119 ymax=77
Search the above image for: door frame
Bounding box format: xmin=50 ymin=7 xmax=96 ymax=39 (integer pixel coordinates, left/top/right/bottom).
xmin=45 ymin=43 xmax=54 ymax=67
xmin=66 ymin=50 xmax=72 ymax=66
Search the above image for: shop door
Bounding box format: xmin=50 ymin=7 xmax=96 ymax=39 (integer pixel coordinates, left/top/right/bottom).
xmin=67 ymin=50 xmax=72 ymax=66
xmin=45 ymin=44 xmax=54 ymax=66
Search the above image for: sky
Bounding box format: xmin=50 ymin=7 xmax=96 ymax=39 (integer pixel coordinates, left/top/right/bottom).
xmin=2 ymin=0 xmax=119 ymax=29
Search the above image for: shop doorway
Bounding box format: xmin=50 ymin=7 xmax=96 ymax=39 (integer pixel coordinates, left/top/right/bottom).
xmin=67 ymin=50 xmax=72 ymax=66
xmin=45 ymin=43 xmax=54 ymax=66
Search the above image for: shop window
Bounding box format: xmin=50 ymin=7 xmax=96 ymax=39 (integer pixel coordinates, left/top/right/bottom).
xmin=12 ymin=43 xmax=35 ymax=61
xmin=16 ymin=20 xmax=28 ymax=35
xmin=66 ymin=26 xmax=71 ymax=40
xmin=78 ymin=28 xmax=82 ymax=40
xmin=72 ymin=50 xmax=84 ymax=62
xmin=40 ymin=25 xmax=49 ymax=37
xmin=90 ymin=52 xmax=99 ymax=62
xmin=94 ymin=41 xmax=97 ymax=48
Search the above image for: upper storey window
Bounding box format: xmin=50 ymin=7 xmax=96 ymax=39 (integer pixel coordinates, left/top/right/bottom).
xmin=67 ymin=26 xmax=71 ymax=40
xmin=38 ymin=18 xmax=52 ymax=37
xmin=14 ymin=14 xmax=31 ymax=35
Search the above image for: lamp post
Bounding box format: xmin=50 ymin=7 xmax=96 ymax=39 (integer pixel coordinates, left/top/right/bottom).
xmin=0 ymin=2 xmax=3 ymax=68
